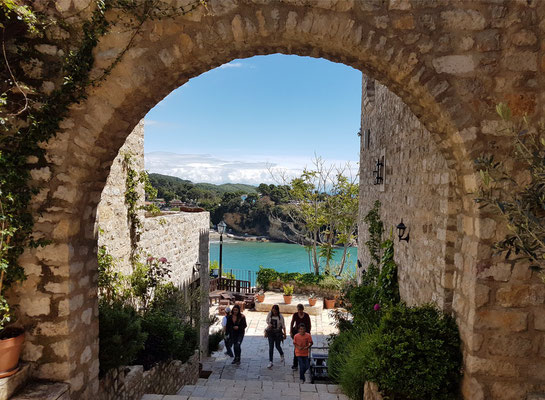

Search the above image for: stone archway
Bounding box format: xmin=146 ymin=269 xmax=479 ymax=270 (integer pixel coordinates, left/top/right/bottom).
xmin=16 ymin=1 xmax=545 ymax=399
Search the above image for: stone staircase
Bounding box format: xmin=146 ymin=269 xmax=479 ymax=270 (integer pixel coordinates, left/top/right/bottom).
xmin=141 ymin=309 xmax=344 ymax=400
xmin=142 ymin=376 xmax=347 ymax=400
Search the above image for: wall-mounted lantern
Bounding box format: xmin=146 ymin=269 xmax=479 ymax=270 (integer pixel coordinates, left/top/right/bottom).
xmin=193 ymin=261 xmax=201 ymax=275
xmin=396 ymin=219 xmax=410 ymax=242
xmin=372 ymin=157 xmax=384 ymax=185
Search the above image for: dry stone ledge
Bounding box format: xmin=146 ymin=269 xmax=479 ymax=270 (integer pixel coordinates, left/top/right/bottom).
xmin=0 ymin=363 xmax=33 ymax=400
xmin=99 ymin=351 xmax=200 ymax=400
xmin=11 ymin=381 xmax=70 ymax=400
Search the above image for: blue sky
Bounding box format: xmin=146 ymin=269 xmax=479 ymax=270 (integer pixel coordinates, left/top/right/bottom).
xmin=144 ymin=54 xmax=362 ymax=185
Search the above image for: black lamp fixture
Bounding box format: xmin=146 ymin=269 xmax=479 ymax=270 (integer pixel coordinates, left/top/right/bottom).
xmin=217 ymin=220 xmax=227 ymax=235
xmin=217 ymin=220 xmax=227 ymax=281
xmin=372 ymin=157 xmax=384 ymax=185
xmin=193 ymin=261 xmax=201 ymax=275
xmin=396 ymin=219 xmax=410 ymax=242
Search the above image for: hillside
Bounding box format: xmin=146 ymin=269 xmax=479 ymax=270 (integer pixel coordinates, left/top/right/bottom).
xmin=194 ymin=182 xmax=257 ymax=194
xmin=148 ymin=173 xmax=256 ymax=204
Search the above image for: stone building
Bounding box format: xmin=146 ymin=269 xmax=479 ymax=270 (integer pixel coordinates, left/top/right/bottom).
xmin=8 ymin=1 xmax=545 ymax=399
xmin=95 ymin=122 xmax=209 ymax=286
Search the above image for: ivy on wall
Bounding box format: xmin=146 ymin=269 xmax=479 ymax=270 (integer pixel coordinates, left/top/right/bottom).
xmin=0 ymin=0 xmax=205 ymax=326
xmin=122 ymin=152 xmax=159 ymax=260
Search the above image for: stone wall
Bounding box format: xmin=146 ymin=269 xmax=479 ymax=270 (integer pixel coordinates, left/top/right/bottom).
xmin=98 ymin=351 xmax=199 ymax=400
xmin=358 ymin=77 xmax=456 ymax=311
xmin=140 ymin=212 xmax=210 ymax=286
xmin=95 ymin=122 xmax=210 ymax=285
xmin=96 ymin=121 xmax=145 ymax=275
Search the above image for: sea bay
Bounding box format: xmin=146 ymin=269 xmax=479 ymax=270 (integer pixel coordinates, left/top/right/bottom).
xmin=209 ymin=238 xmax=357 ymax=285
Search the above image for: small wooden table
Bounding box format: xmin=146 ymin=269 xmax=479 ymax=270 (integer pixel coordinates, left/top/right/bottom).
xmin=209 ymin=290 xmax=224 ymax=305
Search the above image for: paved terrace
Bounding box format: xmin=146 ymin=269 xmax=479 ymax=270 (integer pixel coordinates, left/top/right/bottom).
xmin=141 ymin=306 xmax=347 ymax=400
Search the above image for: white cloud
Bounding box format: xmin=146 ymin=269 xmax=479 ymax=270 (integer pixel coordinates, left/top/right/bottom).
xmin=219 ymin=62 xmax=244 ymax=69
xmin=144 ymin=152 xmax=358 ymax=185
xmin=143 ymin=119 xmax=182 ymax=129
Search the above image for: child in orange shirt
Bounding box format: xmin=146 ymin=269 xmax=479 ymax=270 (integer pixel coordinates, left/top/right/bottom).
xmin=293 ymin=323 xmax=313 ymax=383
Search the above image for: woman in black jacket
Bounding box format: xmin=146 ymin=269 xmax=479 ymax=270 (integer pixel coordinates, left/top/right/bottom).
xmin=226 ymin=304 xmax=247 ymax=364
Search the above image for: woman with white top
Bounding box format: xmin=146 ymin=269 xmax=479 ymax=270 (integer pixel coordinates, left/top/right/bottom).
xmin=265 ymin=304 xmax=286 ymax=369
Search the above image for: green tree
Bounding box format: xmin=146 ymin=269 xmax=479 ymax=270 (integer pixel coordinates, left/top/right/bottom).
xmin=271 ymin=157 xmax=358 ymax=275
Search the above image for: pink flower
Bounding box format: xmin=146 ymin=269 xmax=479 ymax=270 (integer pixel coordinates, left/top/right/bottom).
xmin=374 ymin=304 xmax=381 ymax=311
xmin=159 ymin=257 xmax=168 ymax=263
xmin=147 ymin=256 xmax=155 ymax=263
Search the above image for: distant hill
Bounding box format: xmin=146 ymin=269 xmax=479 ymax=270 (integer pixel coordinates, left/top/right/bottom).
xmin=148 ymin=173 xmax=256 ymax=205
xmin=193 ymin=182 xmax=257 ymax=194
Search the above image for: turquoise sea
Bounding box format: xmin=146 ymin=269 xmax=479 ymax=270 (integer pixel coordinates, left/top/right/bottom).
xmin=209 ymin=239 xmax=357 ymax=285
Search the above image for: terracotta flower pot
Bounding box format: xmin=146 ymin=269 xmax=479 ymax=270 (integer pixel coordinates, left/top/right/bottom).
xmin=283 ymin=295 xmax=293 ymax=304
xmin=308 ymin=298 xmax=317 ymax=307
xmin=324 ymin=298 xmax=336 ymax=309
xmin=0 ymin=331 xmax=24 ymax=378
xmin=256 ymin=294 xmax=265 ymax=303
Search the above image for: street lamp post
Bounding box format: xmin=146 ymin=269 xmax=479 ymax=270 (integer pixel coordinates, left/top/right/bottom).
xmin=217 ymin=221 xmax=227 ymax=287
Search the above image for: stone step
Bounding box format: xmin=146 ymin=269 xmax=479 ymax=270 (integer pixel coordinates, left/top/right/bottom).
xmin=10 ymin=381 xmax=70 ymax=400
xmin=0 ymin=362 xmax=32 ymax=400
xmin=141 ymin=379 xmax=346 ymax=400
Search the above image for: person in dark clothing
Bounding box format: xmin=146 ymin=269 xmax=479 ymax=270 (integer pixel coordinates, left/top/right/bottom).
xmin=290 ymin=304 xmax=311 ymax=370
xmin=265 ymin=304 xmax=286 ymax=368
xmin=226 ymin=304 xmax=247 ymax=364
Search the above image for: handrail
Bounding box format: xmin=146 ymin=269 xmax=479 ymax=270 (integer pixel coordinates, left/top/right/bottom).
xmin=209 ymin=277 xmax=251 ymax=293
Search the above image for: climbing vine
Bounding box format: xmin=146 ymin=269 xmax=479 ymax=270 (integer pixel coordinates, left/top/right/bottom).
xmin=122 ymin=152 xmax=159 ymax=259
xmin=361 ymin=200 xmax=384 ymax=286
xmin=0 ymin=0 xmax=205 ymax=327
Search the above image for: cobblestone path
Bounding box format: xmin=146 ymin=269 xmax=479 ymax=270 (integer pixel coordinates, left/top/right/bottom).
xmin=142 ymin=308 xmax=348 ymax=400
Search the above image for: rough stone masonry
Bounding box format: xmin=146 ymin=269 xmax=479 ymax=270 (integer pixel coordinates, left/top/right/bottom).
xmin=10 ymin=0 xmax=545 ymax=399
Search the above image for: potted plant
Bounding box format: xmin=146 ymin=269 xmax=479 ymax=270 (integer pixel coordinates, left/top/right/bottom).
xmin=308 ymin=293 xmax=317 ymax=307
xmin=319 ymin=275 xmax=341 ymax=310
xmin=256 ymin=289 xmax=265 ymax=303
xmin=0 ymin=197 xmax=25 ymax=378
xmin=324 ymin=297 xmax=336 ymax=309
xmin=283 ymin=284 xmax=294 ymax=304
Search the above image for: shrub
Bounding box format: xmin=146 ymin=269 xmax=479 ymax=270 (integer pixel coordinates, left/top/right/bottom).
xmin=97 ymin=245 xmax=126 ymax=303
xmin=256 ymin=266 xmax=278 ymax=290
xmin=337 ymin=332 xmax=374 ymax=400
xmin=256 ymin=267 xmax=326 ymax=290
xmin=364 ymin=304 xmax=462 ymax=400
xmin=129 ymin=255 xmax=171 ymax=311
xmin=318 ymin=275 xmax=341 ymax=291
xmin=138 ymin=311 xmax=198 ymax=369
xmin=99 ymin=301 xmax=147 ymax=376
xmin=346 ymin=284 xmax=381 ymax=333
xmin=296 ymin=272 xmax=324 ymax=285
xmin=208 ymin=330 xmax=224 ymax=355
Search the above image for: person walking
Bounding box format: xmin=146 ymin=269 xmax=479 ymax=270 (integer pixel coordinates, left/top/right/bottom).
xmin=226 ymin=304 xmax=247 ymax=365
xmin=222 ymin=306 xmax=234 ymax=358
xmin=290 ymin=304 xmax=311 ymax=370
xmin=265 ymin=304 xmax=286 ymax=369
xmin=293 ymin=323 xmax=313 ymax=383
